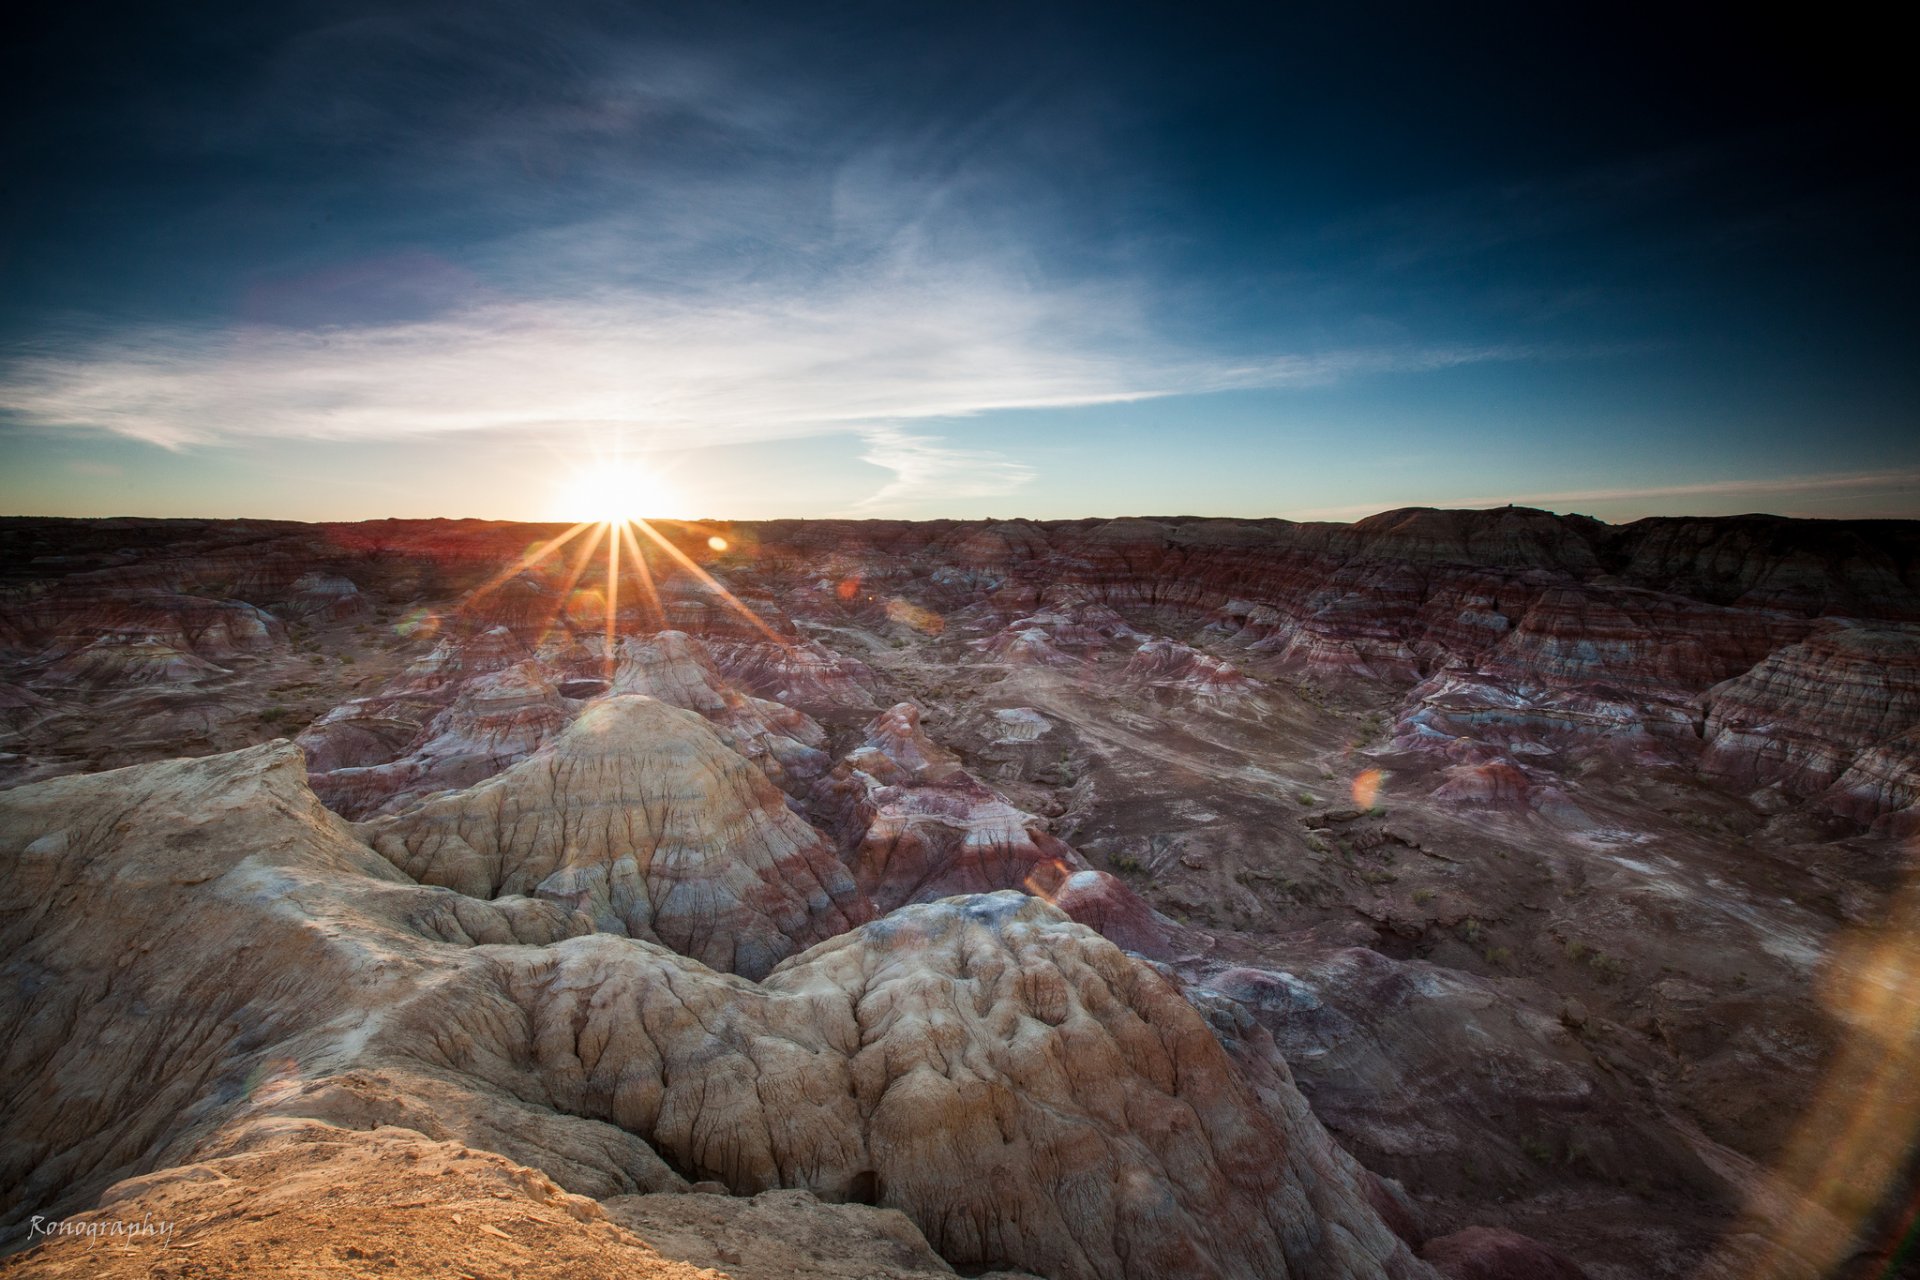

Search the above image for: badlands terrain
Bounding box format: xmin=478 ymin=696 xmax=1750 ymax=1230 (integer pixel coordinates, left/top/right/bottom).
xmin=2 ymin=508 xmax=1918 ymax=1279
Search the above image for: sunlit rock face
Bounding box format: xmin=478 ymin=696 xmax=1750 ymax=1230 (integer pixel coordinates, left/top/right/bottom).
xmin=468 ymin=893 xmax=1431 ymax=1280
xmin=607 ymin=630 xmax=832 ymax=792
xmin=0 ymin=740 xmax=1430 ymax=1280
xmin=356 ymin=694 xmax=871 ymax=978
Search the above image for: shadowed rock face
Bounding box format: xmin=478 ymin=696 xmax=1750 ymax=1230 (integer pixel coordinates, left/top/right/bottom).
xmin=816 ymin=704 xmax=1096 ymax=914
xmin=0 ymin=743 xmax=1429 ymax=1280
xmin=1700 ymin=626 xmax=1920 ymax=812
xmin=1420 ymin=1226 xmax=1589 ymax=1280
xmin=4 ymin=508 xmax=1919 ymax=1280
xmin=308 ymin=659 xmax=579 ymax=817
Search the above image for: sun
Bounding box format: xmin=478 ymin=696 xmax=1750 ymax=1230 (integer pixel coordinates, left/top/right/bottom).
xmin=556 ymin=463 xmax=680 ymax=523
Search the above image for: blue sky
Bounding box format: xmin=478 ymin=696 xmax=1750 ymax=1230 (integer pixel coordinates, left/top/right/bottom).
xmin=1 ymin=1 xmax=1913 ymax=522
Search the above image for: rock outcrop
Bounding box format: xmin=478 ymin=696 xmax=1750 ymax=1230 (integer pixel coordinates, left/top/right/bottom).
xmin=309 ymin=659 xmax=579 ymax=818
xmin=817 ymin=705 xmax=1081 ymax=905
xmin=1700 ymin=625 xmax=1920 ymax=800
xmin=356 ymin=695 xmax=870 ymax=978
xmin=0 ymin=739 xmax=1431 ymax=1280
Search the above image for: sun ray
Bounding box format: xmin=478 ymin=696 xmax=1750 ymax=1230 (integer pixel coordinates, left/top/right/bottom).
xmin=531 ymin=520 xmax=608 ymax=647
xmin=602 ymin=520 xmax=622 ymax=674
xmin=461 ymin=520 xmax=595 ymax=609
xmin=616 ymin=518 xmax=664 ymax=629
xmin=631 ymin=517 xmax=788 ymax=646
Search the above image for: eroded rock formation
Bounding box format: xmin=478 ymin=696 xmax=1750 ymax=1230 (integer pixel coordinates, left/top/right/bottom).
xmin=5 ymin=507 xmax=1919 ymax=1280
xmin=0 ymin=741 xmax=1429 ymax=1280
xmin=356 ymin=695 xmax=869 ymax=978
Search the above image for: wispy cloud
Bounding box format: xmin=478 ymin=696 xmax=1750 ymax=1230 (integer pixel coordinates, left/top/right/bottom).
xmin=0 ymin=265 xmax=1540 ymax=455
xmin=852 ymin=425 xmax=1037 ymax=511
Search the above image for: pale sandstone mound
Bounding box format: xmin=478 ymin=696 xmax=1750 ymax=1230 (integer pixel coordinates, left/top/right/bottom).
xmin=441 ymin=893 xmax=1429 ymax=1280
xmin=974 ymin=622 xmax=1085 ymax=667
xmin=303 ymin=628 xmax=836 ymax=819
xmin=974 ymin=600 xmax=1146 ymax=665
xmin=393 ymin=624 xmax=529 ymax=695
xmin=283 ymin=571 xmax=370 ymax=623
xmin=0 ymin=1121 xmax=723 ymax=1280
xmin=608 ymin=630 xmax=832 ymax=791
xmin=356 ymin=694 xmax=871 ymax=978
xmin=0 ymin=737 xmax=1433 ymax=1280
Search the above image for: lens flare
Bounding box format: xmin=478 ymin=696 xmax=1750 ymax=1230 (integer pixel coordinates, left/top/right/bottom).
xmin=886 ymin=597 xmax=945 ymax=635
xmin=707 ymin=535 xmax=728 ymax=552
xmin=1351 ymin=768 xmax=1383 ymax=809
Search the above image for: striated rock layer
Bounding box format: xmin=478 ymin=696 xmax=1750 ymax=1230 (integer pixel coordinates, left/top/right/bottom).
xmin=0 ymin=740 xmax=1431 ymax=1280
xmin=356 ymin=694 xmax=870 ymax=979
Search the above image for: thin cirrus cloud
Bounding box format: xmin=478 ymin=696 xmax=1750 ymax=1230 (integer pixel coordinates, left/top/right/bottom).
xmin=0 ymin=262 xmax=1543 ymax=506
xmin=855 ymin=425 xmax=1037 ymax=510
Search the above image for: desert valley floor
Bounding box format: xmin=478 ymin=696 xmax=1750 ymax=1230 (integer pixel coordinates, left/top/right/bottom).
xmin=2 ymin=508 xmax=1917 ymax=1280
